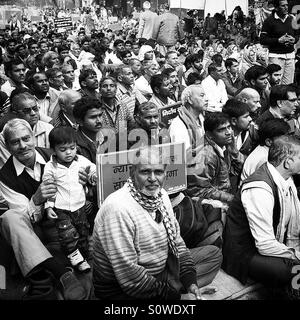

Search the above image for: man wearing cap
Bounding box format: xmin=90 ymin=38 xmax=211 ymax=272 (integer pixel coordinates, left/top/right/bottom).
xmin=137 ymin=2 xmax=158 ymax=40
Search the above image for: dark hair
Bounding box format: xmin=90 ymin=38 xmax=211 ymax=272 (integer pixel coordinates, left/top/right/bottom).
xmin=211 ymin=54 xmax=223 ymax=66
xmin=15 ymin=44 xmax=26 ymax=52
xmin=266 ymin=63 xmax=282 ymax=75
xmin=26 ymin=72 xmax=47 ymax=89
xmin=57 ymin=44 xmax=70 ymax=54
xmin=4 ymin=58 xmax=24 ymax=76
xmin=244 ymin=65 xmax=268 ymax=82
xmin=134 ymin=101 xmax=157 ymax=116
xmin=225 ymin=58 xmax=238 ymax=69
xmin=207 ymin=63 xmax=219 ymax=75
xmin=113 ymin=39 xmax=124 ymax=48
xmin=99 ymin=76 xmax=116 ymax=88
xmin=184 ymin=53 xmax=203 ymax=69
xmin=161 ymin=67 xmax=176 ymax=78
xmin=178 ymin=47 xmax=187 ymax=54
xmin=150 ymin=74 xmax=167 ymax=93
xmin=165 ymin=50 xmax=178 ymax=60
xmin=79 ymin=68 xmax=97 ymax=86
xmin=49 ymin=126 xmax=77 ymax=149
xmin=73 ymin=96 xmax=102 ymax=121
xmin=273 ymin=0 xmax=282 ymax=8
xmin=45 ymin=67 xmax=61 ymax=79
xmin=186 ymin=72 xmax=203 ymax=85
xmin=258 ymin=118 xmax=290 ymax=146
xmin=119 ymin=49 xmax=132 ymax=60
xmin=204 ymin=112 xmax=230 ymax=132
xmin=222 ymin=99 xmax=250 ymax=118
xmin=269 ymin=85 xmax=296 ymax=107
xmin=27 ymin=39 xmax=38 ymax=49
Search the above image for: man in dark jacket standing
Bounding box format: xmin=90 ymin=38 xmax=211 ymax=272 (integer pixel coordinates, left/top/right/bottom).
xmin=260 ymin=0 xmax=299 ymax=84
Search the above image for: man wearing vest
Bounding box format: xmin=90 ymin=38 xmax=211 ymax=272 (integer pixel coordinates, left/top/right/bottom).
xmin=0 ymin=119 xmax=88 ymax=300
xmin=223 ymin=135 xmax=300 ymax=299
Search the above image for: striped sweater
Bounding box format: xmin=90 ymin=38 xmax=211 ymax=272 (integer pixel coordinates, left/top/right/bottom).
xmin=92 ymin=183 xmax=196 ymax=300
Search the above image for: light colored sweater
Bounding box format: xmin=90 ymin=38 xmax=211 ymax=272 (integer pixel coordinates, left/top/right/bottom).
xmin=92 ymin=183 xmax=196 ymax=299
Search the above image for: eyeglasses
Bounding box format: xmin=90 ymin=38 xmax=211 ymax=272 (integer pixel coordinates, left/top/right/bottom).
xmin=287 ymin=98 xmax=298 ymax=102
xmin=19 ymin=105 xmax=39 ymax=114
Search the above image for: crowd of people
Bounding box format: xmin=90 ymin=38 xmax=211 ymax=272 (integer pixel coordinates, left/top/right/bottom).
xmin=1 ymin=0 xmax=300 ymax=301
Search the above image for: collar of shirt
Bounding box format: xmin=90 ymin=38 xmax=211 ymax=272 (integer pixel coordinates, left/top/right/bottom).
xmin=274 ymin=12 xmax=289 ymax=23
xmin=35 ymin=92 xmax=50 ymax=102
xmin=63 ymin=112 xmax=78 ymax=129
xmin=206 ymin=134 xmax=226 ymax=158
xmin=228 ymin=71 xmax=238 ymax=83
xmin=50 ymin=154 xmax=78 ymax=166
xmin=269 ymin=107 xmax=284 ymax=119
xmin=267 ymin=161 xmax=293 ymax=192
xmin=32 ymin=121 xmax=47 ymax=136
xmin=117 ymin=82 xmax=133 ymax=96
xmin=101 ymin=98 xmax=120 ymax=113
xmin=80 ymin=129 xmax=95 ymax=144
xmin=13 ymin=150 xmax=46 ymax=176
xmin=207 ymin=75 xmax=221 ymax=86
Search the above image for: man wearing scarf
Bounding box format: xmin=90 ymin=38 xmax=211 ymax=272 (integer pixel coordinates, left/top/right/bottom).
xmin=169 ymin=84 xmax=207 ymax=153
xmin=92 ymin=146 xmax=222 ymax=300
xmin=223 ymin=135 xmax=300 ymax=299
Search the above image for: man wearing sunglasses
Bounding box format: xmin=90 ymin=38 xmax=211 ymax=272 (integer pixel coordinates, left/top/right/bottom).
xmin=0 ymin=90 xmax=53 ymax=167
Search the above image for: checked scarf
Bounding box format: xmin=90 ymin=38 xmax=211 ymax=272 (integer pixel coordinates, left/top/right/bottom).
xmin=127 ymin=177 xmax=179 ymax=257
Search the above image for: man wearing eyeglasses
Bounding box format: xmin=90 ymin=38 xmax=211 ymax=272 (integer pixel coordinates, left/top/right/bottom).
xmin=0 ymin=91 xmax=53 ymax=168
xmin=257 ymin=85 xmax=300 ymax=137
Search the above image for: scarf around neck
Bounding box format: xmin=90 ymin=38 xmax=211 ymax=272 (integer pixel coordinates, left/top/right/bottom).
xmin=127 ymin=177 xmax=179 ymax=257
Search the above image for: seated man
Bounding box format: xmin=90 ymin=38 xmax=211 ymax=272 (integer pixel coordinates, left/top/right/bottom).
xmin=169 ymin=84 xmax=207 ymax=153
xmin=92 ymin=146 xmax=222 ymax=300
xmin=149 ymin=74 xmax=176 ymax=109
xmin=128 ymin=101 xmax=170 ymax=149
xmin=73 ymin=97 xmax=104 ymax=164
xmin=257 ymin=85 xmax=299 ymax=137
xmin=0 ymin=91 xmax=54 ymax=168
xmin=161 ymin=67 xmax=185 ymax=102
xmin=243 ymin=65 xmax=270 ymax=114
xmin=201 ymin=63 xmax=228 ymax=113
xmin=0 ymin=118 xmax=87 ymax=299
xmin=1 ymin=58 xmax=27 ymax=97
xmin=266 ymin=63 xmax=282 ymax=88
xmin=221 ymin=58 xmax=243 ymax=98
xmin=78 ymin=69 xmax=101 ymax=101
xmin=222 ymin=99 xmax=255 ymax=158
xmin=51 ymin=89 xmax=82 ymax=128
xmin=235 ymin=87 xmax=262 ymax=123
xmin=186 ymin=112 xmax=244 ymax=203
xmin=240 ymin=118 xmax=290 ymax=182
xmin=223 ymin=136 xmax=300 ymax=299
xmin=26 ymin=71 xmax=59 ymax=123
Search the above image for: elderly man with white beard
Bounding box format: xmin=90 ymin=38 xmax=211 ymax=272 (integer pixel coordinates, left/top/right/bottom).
xmin=92 ymin=146 xmax=222 ymax=300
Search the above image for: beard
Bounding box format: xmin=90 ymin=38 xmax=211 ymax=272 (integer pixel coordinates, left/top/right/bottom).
xmin=140 ymin=186 xmax=161 ymax=198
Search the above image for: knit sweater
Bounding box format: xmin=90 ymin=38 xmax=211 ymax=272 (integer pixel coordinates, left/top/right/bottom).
xmin=92 ymin=183 xmax=196 ymax=300
xmin=260 ymin=13 xmax=298 ymax=54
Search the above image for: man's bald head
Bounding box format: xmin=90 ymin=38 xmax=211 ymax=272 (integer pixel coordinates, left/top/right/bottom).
xmin=236 ymin=88 xmax=261 ymax=112
xmin=181 ymin=84 xmax=208 ymax=112
xmin=58 ymin=89 xmax=82 ymax=116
